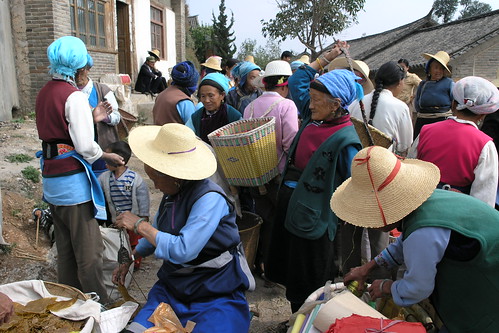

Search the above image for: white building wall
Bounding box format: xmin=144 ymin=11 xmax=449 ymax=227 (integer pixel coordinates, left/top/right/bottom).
xmin=0 ymin=1 xmax=19 ymax=120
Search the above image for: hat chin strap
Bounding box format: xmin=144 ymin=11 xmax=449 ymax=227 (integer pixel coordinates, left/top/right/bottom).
xmin=354 ymin=146 xmax=402 ymax=226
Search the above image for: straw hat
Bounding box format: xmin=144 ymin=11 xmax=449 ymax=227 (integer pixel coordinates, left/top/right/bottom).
xmin=331 ymin=146 xmax=440 ymax=228
xmin=148 ymin=49 xmax=160 ymax=61
xmin=201 ymin=56 xmax=223 ymax=71
xmin=245 ymin=55 xmax=255 ymax=63
xmin=128 ymin=123 xmax=217 ymax=180
xmin=328 ymin=58 xmax=374 ymax=94
xmin=264 ymin=60 xmax=292 ymax=77
xmin=297 ymin=55 xmax=310 ymax=64
xmin=422 ymin=51 xmax=451 ymax=74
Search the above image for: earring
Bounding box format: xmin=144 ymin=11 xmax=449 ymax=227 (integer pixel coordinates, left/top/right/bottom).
xmin=174 ymin=181 xmax=181 ymax=189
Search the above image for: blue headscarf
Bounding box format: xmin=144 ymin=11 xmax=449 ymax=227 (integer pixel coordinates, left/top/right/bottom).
xmin=231 ymin=61 xmax=261 ymax=87
xmin=171 ymin=61 xmax=200 ymax=94
xmin=315 ymin=69 xmax=364 ymax=107
xmin=290 ymin=60 xmax=304 ymax=72
xmin=199 ymin=73 xmax=230 ymax=94
xmin=86 ymin=54 xmax=94 ymax=68
xmin=47 ymin=36 xmax=88 ymax=79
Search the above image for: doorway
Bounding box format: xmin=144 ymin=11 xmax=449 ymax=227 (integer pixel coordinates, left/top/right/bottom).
xmin=116 ymin=2 xmax=132 ymax=75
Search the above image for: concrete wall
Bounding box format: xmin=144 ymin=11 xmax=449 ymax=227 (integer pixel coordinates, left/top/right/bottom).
xmin=0 ymin=0 xmax=19 ymax=120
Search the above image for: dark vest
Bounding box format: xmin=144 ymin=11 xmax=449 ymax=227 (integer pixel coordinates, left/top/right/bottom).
xmin=156 ymin=179 xmax=251 ymax=302
xmin=403 ymin=190 xmax=499 ymax=333
xmin=36 ymin=80 xmax=84 ymax=177
xmin=152 ymin=85 xmax=191 ymax=125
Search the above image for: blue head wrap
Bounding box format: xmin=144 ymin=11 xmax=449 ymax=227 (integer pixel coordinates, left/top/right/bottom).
xmin=200 ymin=73 xmax=230 ymax=94
xmin=231 ymin=61 xmax=261 ymax=87
xmin=47 ymin=36 xmax=88 ymax=79
xmin=290 ymin=60 xmax=304 ymax=72
xmin=315 ymin=69 xmax=364 ymax=107
xmin=86 ymin=54 xmax=94 ymax=68
xmin=171 ymin=61 xmax=200 ymax=93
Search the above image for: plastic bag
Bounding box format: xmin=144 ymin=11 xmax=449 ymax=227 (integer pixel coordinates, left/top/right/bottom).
xmin=144 ymin=302 xmax=195 ymax=333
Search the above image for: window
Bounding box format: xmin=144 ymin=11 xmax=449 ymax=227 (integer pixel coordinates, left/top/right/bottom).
xmin=70 ymin=0 xmax=110 ymax=49
xmin=150 ymin=5 xmax=165 ymax=58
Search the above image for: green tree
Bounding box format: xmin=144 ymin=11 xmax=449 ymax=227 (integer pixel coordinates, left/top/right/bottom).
xmin=433 ymin=0 xmax=492 ymax=23
xmin=261 ymin=0 xmax=366 ymax=59
xmin=211 ymin=0 xmax=237 ymax=60
xmin=190 ymin=24 xmax=214 ymax=65
xmin=237 ymin=38 xmax=283 ymax=69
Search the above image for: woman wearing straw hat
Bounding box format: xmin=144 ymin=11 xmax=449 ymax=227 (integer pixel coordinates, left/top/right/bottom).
xmin=186 ymin=72 xmax=241 ymax=144
xmin=265 ymin=41 xmax=364 ymax=312
xmin=242 ymin=60 xmax=299 ymax=275
xmin=113 ymin=123 xmax=255 ymax=333
xmin=200 ymin=55 xmax=223 ymax=79
xmin=409 ymin=76 xmax=499 ymax=207
xmin=328 ymin=57 xmax=374 ymax=95
xmin=413 ymin=51 xmax=454 ymax=138
xmin=334 ymin=146 xmax=499 ymax=333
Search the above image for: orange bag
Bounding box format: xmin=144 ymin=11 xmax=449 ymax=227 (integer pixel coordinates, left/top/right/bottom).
xmin=326 ymin=314 xmax=426 ymax=333
xmin=143 ymin=303 xmax=195 ymax=333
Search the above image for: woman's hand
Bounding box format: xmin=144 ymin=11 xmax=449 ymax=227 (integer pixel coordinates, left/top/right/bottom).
xmin=102 ymin=152 xmax=124 ymax=167
xmin=343 ymin=259 xmax=378 ymax=292
xmin=367 ymin=279 xmax=393 ymax=300
xmin=0 ymin=292 xmax=14 ymax=325
xmin=112 ymin=262 xmax=132 ymax=286
xmin=92 ymin=101 xmax=113 ymax=123
xmin=322 ymin=40 xmax=349 ymax=63
xmin=115 ymin=211 xmax=140 ymax=232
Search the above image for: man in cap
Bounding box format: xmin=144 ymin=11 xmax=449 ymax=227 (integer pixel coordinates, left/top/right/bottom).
xmin=334 ymin=146 xmax=499 ymax=333
xmin=36 ymin=36 xmax=124 ymax=304
xmin=135 ymin=50 xmax=167 ymax=95
xmin=152 ymin=61 xmax=199 ymax=125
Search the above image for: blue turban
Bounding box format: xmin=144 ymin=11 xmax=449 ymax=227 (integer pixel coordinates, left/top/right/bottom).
xmin=199 ymin=73 xmax=230 ymax=94
xmin=231 ymin=61 xmax=261 ymax=87
xmin=171 ymin=61 xmax=200 ymax=89
xmin=315 ymin=69 xmax=364 ymax=107
xmin=290 ymin=60 xmax=304 ymax=72
xmin=86 ymin=54 xmax=93 ymax=68
xmin=47 ymin=36 xmax=88 ymax=79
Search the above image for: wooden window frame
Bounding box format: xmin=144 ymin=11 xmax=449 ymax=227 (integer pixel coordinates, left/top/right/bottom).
xmin=150 ymin=4 xmax=165 ymax=60
xmin=69 ymin=0 xmax=114 ymax=52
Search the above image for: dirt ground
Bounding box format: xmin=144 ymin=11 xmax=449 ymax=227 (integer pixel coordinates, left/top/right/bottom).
xmin=0 ymin=119 xmax=291 ymax=332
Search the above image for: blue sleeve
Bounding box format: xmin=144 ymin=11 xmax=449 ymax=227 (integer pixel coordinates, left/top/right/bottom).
xmin=153 ymin=192 xmax=230 ymax=264
xmin=288 ymin=65 xmax=318 ymax=118
xmin=414 ymin=82 xmax=423 ymax=113
xmin=135 ymin=210 xmax=158 ymax=257
xmin=185 ymin=117 xmax=195 ymax=131
xmin=449 ymin=79 xmax=455 ymax=101
xmin=337 ymin=144 xmax=360 ymax=180
xmin=391 ymin=227 xmax=451 ymax=306
xmin=176 ymin=99 xmax=196 ymax=124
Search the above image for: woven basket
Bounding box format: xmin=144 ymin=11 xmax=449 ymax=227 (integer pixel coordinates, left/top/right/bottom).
xmin=236 ymin=211 xmax=263 ymax=270
xmin=351 ymin=116 xmax=392 ymax=149
xmin=43 ymin=281 xmax=89 ymax=300
xmin=117 ymin=109 xmax=138 ymax=140
xmin=207 ymin=117 xmax=279 ymax=187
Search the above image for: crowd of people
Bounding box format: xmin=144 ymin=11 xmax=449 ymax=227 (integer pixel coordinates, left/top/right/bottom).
xmin=1 ymin=34 xmax=497 ymax=332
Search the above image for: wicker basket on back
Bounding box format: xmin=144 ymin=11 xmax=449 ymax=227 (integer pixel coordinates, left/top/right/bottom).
xmin=350 ymin=116 xmax=393 ymax=149
xmin=117 ymin=109 xmax=138 ymax=140
xmin=208 ymin=117 xmax=279 ymax=187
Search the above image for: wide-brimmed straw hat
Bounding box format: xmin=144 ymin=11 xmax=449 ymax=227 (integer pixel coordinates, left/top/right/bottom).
xmin=201 ymin=56 xmax=222 ymax=71
xmin=148 ymin=49 xmax=160 ymax=61
xmin=328 ymin=58 xmax=374 ymax=94
xmin=422 ymin=51 xmax=451 ymax=74
xmin=331 ymin=146 xmax=440 ymax=228
xmin=128 ymin=123 xmax=217 ymax=180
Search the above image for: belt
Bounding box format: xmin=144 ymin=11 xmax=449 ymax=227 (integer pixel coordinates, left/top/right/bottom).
xmin=416 ymin=111 xmax=453 ymax=119
xmin=42 ymin=142 xmax=75 ymax=159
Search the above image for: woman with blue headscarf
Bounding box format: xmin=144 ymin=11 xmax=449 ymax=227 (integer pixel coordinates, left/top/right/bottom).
xmin=186 ymin=73 xmax=241 ymax=144
xmin=265 ymin=41 xmax=364 ymax=312
xmin=152 ymin=61 xmax=199 ymax=125
xmin=226 ymin=61 xmax=263 ymax=114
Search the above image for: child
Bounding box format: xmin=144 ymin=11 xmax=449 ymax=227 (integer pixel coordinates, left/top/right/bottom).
xmin=98 ymin=141 xmax=150 ymax=270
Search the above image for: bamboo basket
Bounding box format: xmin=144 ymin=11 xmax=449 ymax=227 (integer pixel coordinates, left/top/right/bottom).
xmin=236 ymin=211 xmax=263 ymax=270
xmin=117 ymin=109 xmax=138 ymax=140
xmin=43 ymin=281 xmax=89 ymax=300
xmin=350 ymin=116 xmax=392 ymax=149
xmin=207 ymin=117 xmax=279 ymax=187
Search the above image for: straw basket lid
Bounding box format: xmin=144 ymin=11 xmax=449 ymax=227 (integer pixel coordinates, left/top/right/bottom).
xmin=328 ymin=58 xmax=374 ymax=94
xmin=264 ymin=60 xmax=292 ymax=77
xmin=128 ymin=123 xmax=217 ymax=180
xmin=422 ymin=51 xmax=451 ymax=74
xmin=331 ymin=146 xmax=440 ymax=228
xmin=201 ymin=56 xmax=223 ymax=71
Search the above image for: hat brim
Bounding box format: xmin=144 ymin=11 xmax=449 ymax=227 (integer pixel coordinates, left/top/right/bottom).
xmin=328 ymin=58 xmax=374 ymax=94
xmin=422 ymin=53 xmax=451 ymax=74
xmin=201 ymin=63 xmax=222 ymax=71
xmin=331 ymin=158 xmax=440 ymax=228
xmin=148 ymin=51 xmax=160 ymax=61
xmin=128 ymin=126 xmax=217 ymax=180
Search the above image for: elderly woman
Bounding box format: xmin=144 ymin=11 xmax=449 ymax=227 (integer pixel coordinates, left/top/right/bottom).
xmin=186 ymin=73 xmax=241 ymax=144
xmin=265 ymin=42 xmax=363 ymax=312
xmin=413 ymin=51 xmax=454 ymax=138
xmin=152 ymin=61 xmax=199 ymax=126
xmin=75 ymin=54 xmax=121 ymax=177
xmin=409 ymin=76 xmax=499 ymax=207
xmin=114 ymin=123 xmax=255 ymax=333
xmin=336 ymin=146 xmax=499 ymax=333
xmin=226 ymin=61 xmax=262 ymax=114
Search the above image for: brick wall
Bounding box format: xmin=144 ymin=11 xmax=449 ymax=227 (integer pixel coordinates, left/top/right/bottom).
xmin=88 ymin=52 xmax=119 ymax=83
xmin=172 ymin=0 xmax=186 ymax=62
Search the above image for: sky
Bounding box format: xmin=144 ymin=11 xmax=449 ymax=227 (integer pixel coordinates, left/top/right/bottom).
xmin=186 ymin=0 xmax=498 ymax=56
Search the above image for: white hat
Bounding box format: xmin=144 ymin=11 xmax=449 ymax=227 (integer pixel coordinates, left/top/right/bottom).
xmin=201 ymin=56 xmax=223 ymax=71
xmin=263 ymin=60 xmax=292 ymax=77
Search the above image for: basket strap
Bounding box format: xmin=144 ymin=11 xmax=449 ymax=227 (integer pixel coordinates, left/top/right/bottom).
xmin=249 ymin=98 xmax=285 ymax=119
